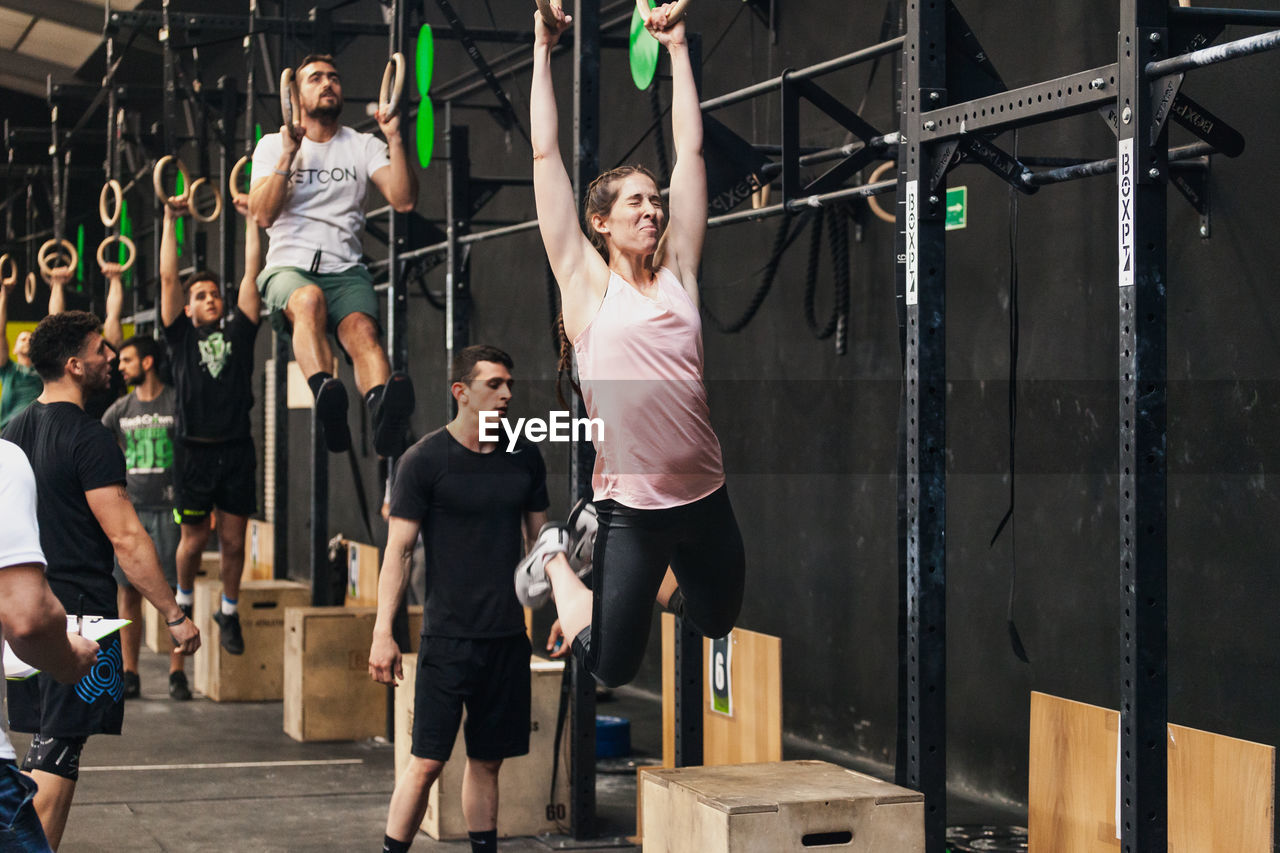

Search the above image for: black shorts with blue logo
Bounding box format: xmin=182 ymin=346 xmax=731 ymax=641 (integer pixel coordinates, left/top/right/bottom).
xmin=7 ymin=632 xmax=125 ymax=739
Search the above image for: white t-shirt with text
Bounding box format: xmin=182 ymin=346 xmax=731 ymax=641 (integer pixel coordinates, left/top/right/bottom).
xmin=252 ymin=126 xmax=391 ymax=274
xmin=0 ymin=438 xmax=48 ymax=761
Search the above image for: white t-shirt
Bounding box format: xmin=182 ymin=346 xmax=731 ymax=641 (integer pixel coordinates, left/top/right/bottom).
xmin=0 ymin=438 xmax=47 ymax=762
xmin=252 ymin=126 xmax=392 ymax=274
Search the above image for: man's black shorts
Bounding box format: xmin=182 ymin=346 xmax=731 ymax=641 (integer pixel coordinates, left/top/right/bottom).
xmin=174 ymin=437 xmax=257 ymax=522
xmin=412 ymin=634 xmax=531 ymax=762
xmin=7 ymin=632 xmax=125 ymax=739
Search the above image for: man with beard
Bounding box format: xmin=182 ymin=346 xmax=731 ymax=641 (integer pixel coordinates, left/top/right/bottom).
xmin=100 ymin=336 xmax=189 ymax=700
xmin=1 ymin=267 xmax=75 ymax=430
xmin=249 ymin=54 xmax=418 ymax=457
xmin=1 ymin=311 xmax=199 ymax=849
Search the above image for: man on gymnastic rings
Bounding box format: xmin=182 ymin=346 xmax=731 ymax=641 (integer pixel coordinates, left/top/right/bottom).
xmin=516 ymin=2 xmax=746 ymax=689
xmin=249 ymin=53 xmax=419 ymax=457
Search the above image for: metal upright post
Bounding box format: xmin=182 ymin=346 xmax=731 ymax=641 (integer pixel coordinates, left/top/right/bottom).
xmin=673 ymin=32 xmax=704 ymax=771
xmin=570 ymin=0 xmax=600 ymax=839
xmin=1116 ymin=1 xmax=1170 ymax=850
xmin=385 ymin=0 xmax=411 ymax=742
xmin=311 ymin=415 xmax=330 ymax=605
xmin=444 ymin=105 xmax=472 ymax=416
xmin=388 ymin=0 xmax=410 ymax=380
xmin=899 ymin=2 xmax=948 ymax=851
xmin=217 ymin=78 xmax=238 ymax=299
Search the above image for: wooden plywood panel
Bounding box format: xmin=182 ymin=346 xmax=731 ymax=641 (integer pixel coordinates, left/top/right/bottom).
xmin=247 ymin=518 xmax=274 ymax=581
xmin=1168 ymin=722 xmax=1274 ymax=853
xmin=660 ymin=612 xmax=782 ymax=769
xmin=1028 ymin=692 xmax=1120 ymax=852
xmin=1029 ymin=692 xmax=1275 ymax=853
xmin=342 ymin=539 xmax=380 ymax=607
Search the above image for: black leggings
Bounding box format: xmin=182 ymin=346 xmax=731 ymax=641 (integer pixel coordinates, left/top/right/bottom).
xmin=573 ymin=486 xmax=746 ymax=688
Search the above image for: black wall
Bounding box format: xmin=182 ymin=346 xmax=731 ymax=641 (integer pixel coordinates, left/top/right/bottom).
xmin=11 ymin=0 xmax=1278 ymax=821
xmin=260 ymin=0 xmax=1280 ymax=818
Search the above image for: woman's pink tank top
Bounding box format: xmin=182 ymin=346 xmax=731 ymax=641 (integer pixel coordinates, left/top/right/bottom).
xmin=573 ymin=267 xmax=725 ymax=509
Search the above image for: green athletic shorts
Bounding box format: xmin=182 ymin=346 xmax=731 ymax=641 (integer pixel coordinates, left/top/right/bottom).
xmin=257 ymin=264 xmax=380 ymax=337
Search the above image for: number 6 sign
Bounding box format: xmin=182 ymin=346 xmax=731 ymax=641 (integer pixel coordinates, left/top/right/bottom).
xmin=710 ymin=634 xmax=733 ymax=717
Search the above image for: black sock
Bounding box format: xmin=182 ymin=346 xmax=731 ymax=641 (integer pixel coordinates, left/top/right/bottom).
xmin=308 ymin=371 xmax=333 ymax=398
xmin=382 ymin=834 xmax=411 ymax=853
xmin=468 ymin=829 xmax=497 ymax=852
xmin=365 ymin=384 xmax=385 ymax=413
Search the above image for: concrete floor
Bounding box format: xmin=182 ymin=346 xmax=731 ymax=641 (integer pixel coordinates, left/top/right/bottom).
xmin=10 ymin=642 xmax=1022 ymax=852
xmin=10 ymin=647 xmax=650 ymax=853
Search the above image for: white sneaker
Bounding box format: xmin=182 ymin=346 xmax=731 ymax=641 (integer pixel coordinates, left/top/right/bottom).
xmin=515 ymin=523 xmax=570 ymax=608
xmin=566 ymin=499 xmax=599 ymax=577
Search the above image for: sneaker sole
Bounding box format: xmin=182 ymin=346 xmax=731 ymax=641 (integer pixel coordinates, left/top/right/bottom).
xmin=374 ymin=372 xmax=415 ymax=457
xmin=514 ymin=522 xmax=569 ymax=609
xmin=315 ymin=379 xmax=352 ymax=453
xmin=566 ymin=499 xmax=598 ymax=577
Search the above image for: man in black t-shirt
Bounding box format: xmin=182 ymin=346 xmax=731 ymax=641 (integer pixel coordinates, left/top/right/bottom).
xmin=159 ymin=195 xmax=262 ymax=655
xmin=368 ymin=345 xmax=549 ymax=853
xmin=1 ymin=311 xmax=199 ymax=849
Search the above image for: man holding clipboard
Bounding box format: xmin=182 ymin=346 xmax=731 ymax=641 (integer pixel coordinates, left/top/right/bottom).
xmin=1 ymin=311 xmax=200 ymax=849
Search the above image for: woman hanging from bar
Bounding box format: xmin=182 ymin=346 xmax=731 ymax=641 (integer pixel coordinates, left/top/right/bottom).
xmin=518 ymin=1 xmax=745 ymax=688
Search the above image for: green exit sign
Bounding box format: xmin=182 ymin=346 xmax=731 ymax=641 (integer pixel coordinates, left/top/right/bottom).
xmin=945 ymin=185 xmax=967 ymax=231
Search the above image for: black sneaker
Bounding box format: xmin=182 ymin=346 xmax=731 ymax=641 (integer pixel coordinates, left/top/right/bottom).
xmin=314 ymin=377 xmax=352 ymax=453
xmin=122 ymin=670 xmax=141 ymax=700
xmin=212 ymin=610 xmax=245 ymax=655
xmin=168 ymin=671 xmax=192 ymax=701
xmin=372 ymin=371 xmax=415 ymax=458
xmin=179 ymin=602 xmax=193 ymax=621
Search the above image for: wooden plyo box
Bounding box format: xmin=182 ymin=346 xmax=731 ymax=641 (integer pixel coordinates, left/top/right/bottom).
xmin=247 ymin=518 xmax=274 ymax=582
xmin=642 ymin=760 xmax=924 ymax=853
xmin=283 ymin=606 xmax=423 ymax=742
xmin=342 ymin=539 xmax=380 ymax=607
xmin=1028 ymin=691 xmax=1275 ymax=852
xmin=192 ymin=579 xmax=310 ymax=701
xmin=394 ymin=652 xmax=569 ymax=840
xmin=199 ymin=550 xmax=221 ymax=576
xmin=142 ymin=599 xmax=170 ymax=654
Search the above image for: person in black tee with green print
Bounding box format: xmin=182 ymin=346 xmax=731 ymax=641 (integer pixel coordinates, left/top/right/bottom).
xmin=368 ymin=345 xmax=549 ymax=853
xmin=101 ymin=335 xmax=191 ymax=701
xmin=160 ymin=194 xmax=262 ymax=656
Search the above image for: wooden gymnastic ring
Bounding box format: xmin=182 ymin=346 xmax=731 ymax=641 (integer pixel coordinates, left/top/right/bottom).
xmin=187 ymin=177 xmax=224 ymax=223
xmin=24 ymin=272 xmax=36 ymax=304
xmin=0 ymin=254 xmax=16 ymax=288
xmin=280 ymin=67 xmax=301 ymax=127
xmin=634 ymin=0 xmax=691 ymax=27
xmin=97 ymin=235 xmax=137 ymax=274
xmin=99 ymin=179 xmax=123 ymax=228
xmin=866 ymin=161 xmax=897 ymax=224
xmin=153 ymin=155 xmax=191 ymax=204
xmin=229 ymin=155 xmax=250 ymax=207
xmin=379 ymin=52 xmax=406 ymax=120
xmin=37 ymin=238 xmax=78 ymax=278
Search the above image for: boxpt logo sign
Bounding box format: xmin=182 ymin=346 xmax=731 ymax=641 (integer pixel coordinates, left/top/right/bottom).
xmin=1117 ymin=138 xmax=1134 ymax=287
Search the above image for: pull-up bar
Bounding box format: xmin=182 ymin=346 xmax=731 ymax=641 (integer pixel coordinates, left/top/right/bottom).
xmin=701 ymin=36 xmax=905 ymax=112
xmin=1145 ymin=28 xmax=1280 ymax=78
